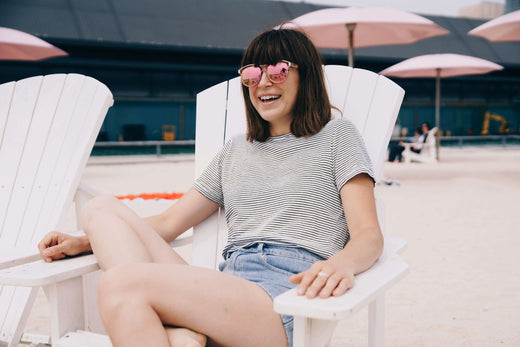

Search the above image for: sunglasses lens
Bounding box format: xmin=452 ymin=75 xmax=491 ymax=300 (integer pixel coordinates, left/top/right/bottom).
xmin=267 ymin=62 xmax=290 ymax=83
xmin=241 ymin=66 xmax=261 ymax=87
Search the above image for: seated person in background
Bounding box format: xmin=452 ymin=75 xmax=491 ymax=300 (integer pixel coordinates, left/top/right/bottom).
xmin=388 ymin=122 xmax=431 ymax=162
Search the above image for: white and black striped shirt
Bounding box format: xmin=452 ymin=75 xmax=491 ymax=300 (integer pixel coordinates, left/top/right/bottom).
xmin=194 ymin=118 xmax=374 ymax=260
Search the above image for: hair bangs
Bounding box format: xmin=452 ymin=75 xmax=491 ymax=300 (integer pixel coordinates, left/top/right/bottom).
xmin=241 ymin=30 xmax=298 ymax=67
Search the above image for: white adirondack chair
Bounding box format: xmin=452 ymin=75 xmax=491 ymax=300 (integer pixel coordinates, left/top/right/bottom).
xmin=0 ymin=74 xmax=113 ymax=346
xmin=193 ymin=65 xmax=409 ymax=347
xmin=0 ymin=66 xmax=408 ymax=347
xmin=402 ymin=127 xmax=438 ymax=163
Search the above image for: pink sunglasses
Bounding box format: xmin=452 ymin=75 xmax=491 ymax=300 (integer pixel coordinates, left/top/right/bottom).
xmin=238 ymin=60 xmax=298 ymax=87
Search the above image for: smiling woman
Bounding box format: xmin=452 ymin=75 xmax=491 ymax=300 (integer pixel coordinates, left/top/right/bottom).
xmin=239 ymin=28 xmax=332 ymax=142
xmin=38 ymin=27 xmax=383 ymax=347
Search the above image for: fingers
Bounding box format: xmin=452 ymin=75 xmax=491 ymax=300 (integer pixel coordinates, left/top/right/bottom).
xmin=295 ymin=262 xmax=354 ymax=299
xmin=38 ymin=231 xmax=60 ymax=262
xmin=41 ymin=244 xmax=67 ymax=262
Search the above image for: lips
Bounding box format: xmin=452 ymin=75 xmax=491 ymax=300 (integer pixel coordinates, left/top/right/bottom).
xmin=259 ymin=95 xmax=281 ymax=103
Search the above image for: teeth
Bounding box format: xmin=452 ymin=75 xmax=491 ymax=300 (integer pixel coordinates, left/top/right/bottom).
xmin=260 ymin=95 xmax=280 ymax=101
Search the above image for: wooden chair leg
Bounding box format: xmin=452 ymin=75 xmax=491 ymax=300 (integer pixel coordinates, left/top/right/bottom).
xmin=293 ymin=316 xmax=337 ymax=347
xmin=44 ymin=277 xmax=85 ymax=343
xmin=368 ymin=296 xmax=385 ymax=347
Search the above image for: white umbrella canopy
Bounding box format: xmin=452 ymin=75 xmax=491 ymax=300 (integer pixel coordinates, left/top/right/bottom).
xmin=282 ymin=7 xmax=450 ymax=66
xmin=0 ymin=27 xmax=68 ymax=61
xmin=380 ymin=53 xmax=503 ymax=158
xmin=468 ymin=9 xmax=520 ymax=42
xmin=380 ymin=53 xmax=504 ymax=78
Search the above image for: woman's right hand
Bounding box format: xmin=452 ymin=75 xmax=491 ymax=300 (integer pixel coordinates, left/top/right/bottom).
xmin=38 ymin=231 xmax=91 ymax=263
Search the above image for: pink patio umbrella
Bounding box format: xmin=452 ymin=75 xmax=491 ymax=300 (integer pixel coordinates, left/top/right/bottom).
xmin=282 ymin=7 xmax=450 ymax=67
xmin=380 ymin=53 xmax=503 ymax=158
xmin=468 ymin=9 xmax=520 ymax=42
xmin=0 ymin=27 xmax=67 ymax=61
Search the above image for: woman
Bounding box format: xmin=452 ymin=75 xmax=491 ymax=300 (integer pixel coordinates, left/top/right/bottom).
xmin=38 ymin=28 xmax=383 ymax=347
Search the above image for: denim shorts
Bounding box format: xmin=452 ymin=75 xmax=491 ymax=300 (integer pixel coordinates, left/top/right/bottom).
xmin=218 ymin=243 xmax=323 ymax=347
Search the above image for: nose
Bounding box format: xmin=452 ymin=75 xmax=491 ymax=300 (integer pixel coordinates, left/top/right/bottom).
xmin=257 ymin=68 xmax=272 ymax=87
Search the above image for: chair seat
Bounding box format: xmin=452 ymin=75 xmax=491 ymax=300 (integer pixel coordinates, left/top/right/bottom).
xmin=55 ymin=330 xmax=112 ymax=347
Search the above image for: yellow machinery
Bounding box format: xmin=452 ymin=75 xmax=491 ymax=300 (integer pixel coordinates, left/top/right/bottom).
xmin=162 ymin=125 xmax=176 ymax=141
xmin=481 ymin=111 xmax=510 ymax=135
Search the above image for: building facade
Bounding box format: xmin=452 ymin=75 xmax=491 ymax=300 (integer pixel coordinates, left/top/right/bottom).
xmin=1 ymin=0 xmax=519 ymax=147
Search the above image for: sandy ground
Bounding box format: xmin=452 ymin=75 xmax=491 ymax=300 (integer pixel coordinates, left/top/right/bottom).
xmin=23 ymin=146 xmax=520 ymax=346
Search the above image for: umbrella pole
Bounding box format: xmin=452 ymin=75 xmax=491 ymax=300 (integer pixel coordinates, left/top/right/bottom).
xmin=346 ymin=23 xmax=356 ymax=67
xmin=435 ymin=68 xmax=441 ymax=160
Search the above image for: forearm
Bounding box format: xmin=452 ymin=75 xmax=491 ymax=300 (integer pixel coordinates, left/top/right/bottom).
xmin=142 ymin=187 xmax=220 ymax=243
xmin=332 ymin=227 xmax=384 ymax=275
xmin=143 ymin=213 xmax=181 ymax=242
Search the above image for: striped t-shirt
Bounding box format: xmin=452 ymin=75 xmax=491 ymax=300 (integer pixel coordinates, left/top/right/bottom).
xmin=193 ymin=118 xmax=374 ymax=260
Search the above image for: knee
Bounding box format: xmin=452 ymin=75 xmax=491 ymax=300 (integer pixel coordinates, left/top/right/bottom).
xmin=97 ymin=264 xmax=141 ymax=317
xmin=81 ymin=195 xmax=120 ymax=232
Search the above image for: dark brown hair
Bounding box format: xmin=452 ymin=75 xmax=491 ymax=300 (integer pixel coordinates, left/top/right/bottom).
xmin=241 ymin=28 xmax=332 ymax=142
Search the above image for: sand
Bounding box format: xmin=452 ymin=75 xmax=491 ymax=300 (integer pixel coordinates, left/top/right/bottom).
xmin=22 ymin=146 xmax=520 ymax=346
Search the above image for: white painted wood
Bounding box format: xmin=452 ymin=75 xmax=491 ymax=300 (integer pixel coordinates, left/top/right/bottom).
xmin=0 ymin=66 xmax=407 ymax=347
xmin=192 ymin=80 xmax=228 ymax=269
xmin=44 ymin=277 xmax=85 ymax=343
xmin=362 ymin=75 xmax=405 ymax=180
xmin=323 ymin=65 xmax=352 ymax=120
xmin=224 ymin=77 xmax=247 ymax=140
xmin=0 ymin=74 xmax=113 ymax=347
xmin=55 ymin=330 xmax=112 ymax=347
xmin=83 ymin=270 xmax=106 ymax=334
xmin=0 ymin=286 xmax=38 ymax=347
xmin=293 ymin=316 xmax=338 ymax=347
xmin=0 ymin=255 xmax=100 ymax=287
xmin=342 ymin=69 xmax=378 ymax=132
xmin=2 ymin=75 xmax=67 ymax=247
xmin=0 ymin=81 xmax=15 ymax=154
xmin=15 ymin=74 xmax=86 ymax=246
xmin=273 ymin=247 xmax=409 ymax=320
xmin=0 ymin=76 xmax=43 ymax=243
xmin=368 ymin=296 xmax=385 ymax=347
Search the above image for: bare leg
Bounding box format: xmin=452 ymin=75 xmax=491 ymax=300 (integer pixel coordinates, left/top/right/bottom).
xmin=81 ymin=195 xmax=186 ymax=269
xmin=98 ymin=263 xmax=287 ymax=347
xmin=81 ymin=196 xmax=206 ymax=345
xmin=81 ymin=196 xmax=286 ymax=346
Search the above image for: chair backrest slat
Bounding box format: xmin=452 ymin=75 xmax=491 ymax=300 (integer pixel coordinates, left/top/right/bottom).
xmin=1 ymin=75 xmax=67 ymax=246
xmin=0 ymin=74 xmax=113 ymax=247
xmin=192 ymin=66 xmax=404 ymax=269
xmin=0 ymin=74 xmax=113 ymax=346
xmin=0 ymin=76 xmax=44 ymax=244
xmin=192 ymin=80 xmax=229 ymax=268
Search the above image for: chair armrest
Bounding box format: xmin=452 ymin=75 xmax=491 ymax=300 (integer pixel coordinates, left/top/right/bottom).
xmin=380 ymin=237 xmax=407 ymax=260
xmin=0 ymin=229 xmax=194 ymax=287
xmin=0 ymin=247 xmax=41 ymax=270
xmin=274 ymin=239 xmax=409 ymax=321
xmin=0 ymin=254 xmax=100 ymax=287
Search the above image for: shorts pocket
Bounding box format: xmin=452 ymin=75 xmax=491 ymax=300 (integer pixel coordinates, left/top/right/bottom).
xmin=261 ymin=253 xmax=316 ymax=277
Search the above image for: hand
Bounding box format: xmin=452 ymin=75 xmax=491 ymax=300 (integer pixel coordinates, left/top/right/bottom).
xmin=289 ymin=258 xmax=355 ymax=299
xmin=38 ymin=231 xmax=90 ymax=263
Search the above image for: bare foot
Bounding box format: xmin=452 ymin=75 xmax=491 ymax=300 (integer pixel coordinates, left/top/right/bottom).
xmin=165 ymin=327 xmax=207 ymax=347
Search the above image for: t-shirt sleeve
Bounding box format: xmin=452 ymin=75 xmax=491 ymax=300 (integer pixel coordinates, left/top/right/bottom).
xmin=193 ymin=139 xmax=232 ymax=206
xmin=332 ymin=119 xmax=375 ymax=189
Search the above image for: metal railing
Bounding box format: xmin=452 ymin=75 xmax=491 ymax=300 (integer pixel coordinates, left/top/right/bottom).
xmin=92 ymin=135 xmax=520 ymax=157
xmin=93 ymin=140 xmax=195 ymax=156
xmin=390 ymin=135 xmax=520 ymax=148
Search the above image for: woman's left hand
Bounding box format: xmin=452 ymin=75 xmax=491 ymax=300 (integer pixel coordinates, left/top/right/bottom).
xmin=289 ymin=258 xmax=355 ymax=299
